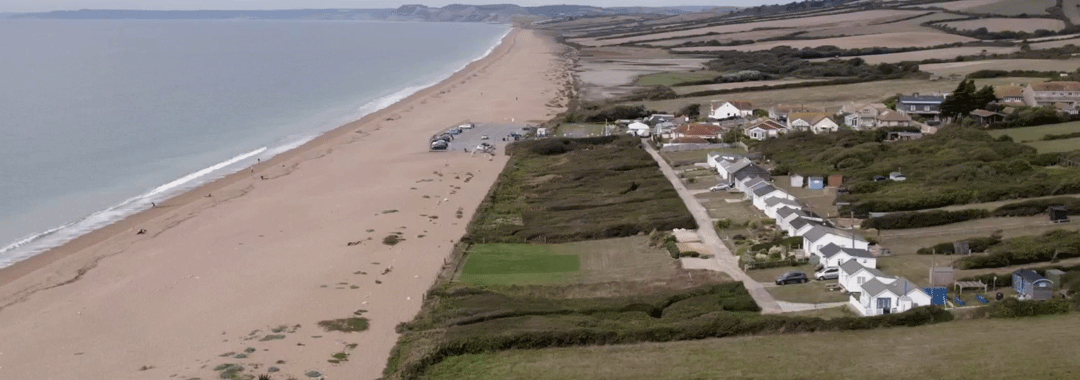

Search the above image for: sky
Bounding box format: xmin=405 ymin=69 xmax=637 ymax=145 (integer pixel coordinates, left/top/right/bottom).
xmin=0 ymin=0 xmax=781 ymax=12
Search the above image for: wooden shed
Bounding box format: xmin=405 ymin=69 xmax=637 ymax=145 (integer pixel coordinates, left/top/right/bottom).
xmin=1013 ymin=269 xmax=1054 ymax=300
xmin=827 ymin=175 xmax=843 ymax=188
xmin=808 ymin=176 xmax=825 ymax=190
xmin=929 ymin=266 xmax=954 ymax=287
xmin=1049 ymin=206 xmax=1069 ymax=223
xmin=790 ymin=174 xmax=805 ymax=188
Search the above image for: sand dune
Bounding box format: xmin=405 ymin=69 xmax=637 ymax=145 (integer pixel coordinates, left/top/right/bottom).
xmin=0 ymin=28 xmax=571 ymax=380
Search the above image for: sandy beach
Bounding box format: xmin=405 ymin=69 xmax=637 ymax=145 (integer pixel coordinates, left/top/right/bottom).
xmin=0 ymin=28 xmax=571 ymax=380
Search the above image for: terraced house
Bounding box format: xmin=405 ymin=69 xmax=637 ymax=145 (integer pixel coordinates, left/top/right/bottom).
xmin=897 ymin=93 xmax=946 ymax=120
xmin=1023 ymin=81 xmax=1080 ymax=107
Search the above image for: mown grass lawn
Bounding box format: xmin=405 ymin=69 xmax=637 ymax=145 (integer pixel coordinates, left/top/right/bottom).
xmin=423 ymin=313 xmax=1080 ymax=380
xmin=987 ymin=121 xmax=1080 ymax=142
xmin=459 ymin=244 xmax=581 ymax=285
xmin=1026 ymin=137 xmax=1080 ymax=153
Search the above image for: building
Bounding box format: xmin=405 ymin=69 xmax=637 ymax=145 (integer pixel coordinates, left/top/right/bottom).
xmin=839 ymin=260 xmax=892 ymax=292
xmin=876 ymin=110 xmax=912 ymax=128
xmin=802 ymin=226 xmax=869 ymax=258
xmin=646 ymin=114 xmax=675 ymax=125
xmin=1013 ymin=269 xmax=1054 ymax=300
xmin=790 ymin=173 xmax=805 ymax=188
xmin=708 ymin=101 xmax=754 ymax=119
xmin=787 ymin=217 xmax=822 ymax=237
xmin=788 ymin=112 xmax=839 ymax=134
xmin=763 ymin=197 xmax=802 ymax=219
xmin=627 ymin=121 xmax=651 ymax=137
xmin=1023 ymin=81 xmax=1080 ymax=107
xmin=840 ymin=102 xmax=889 ymax=129
xmin=849 ymin=277 xmax=932 ymax=316
xmin=671 ymin=123 xmax=725 ymax=140
xmin=714 ymin=157 xmax=752 ymax=180
xmin=994 ymin=85 xmax=1025 ymax=105
xmin=750 ymin=185 xmax=792 ymax=210
xmin=819 ymin=243 xmax=876 ymax=268
xmin=970 ymin=109 xmax=1005 ymax=125
xmin=745 ymin=119 xmax=787 ymax=140
xmin=808 ymin=176 xmax=825 ymax=189
xmin=897 ymin=93 xmax=946 ymax=119
xmin=769 ymin=104 xmax=820 ymax=121
xmin=886 ymin=131 xmax=923 ymax=141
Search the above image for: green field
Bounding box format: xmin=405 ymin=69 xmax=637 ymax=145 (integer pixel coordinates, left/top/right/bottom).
xmin=661 ymin=147 xmax=745 ymax=165
xmin=1027 ymin=137 xmax=1080 ymax=153
xmin=458 ymin=236 xmax=693 ymax=286
xmin=460 ymin=244 xmax=581 ymax=285
xmin=634 ymin=70 xmax=724 ymax=87
xmin=968 ymin=0 xmax=1055 ymax=16
xmin=424 ymin=313 xmax=1080 ymax=380
xmin=987 ymin=121 xmax=1080 ymax=142
xmin=555 ymin=123 xmax=607 ymax=137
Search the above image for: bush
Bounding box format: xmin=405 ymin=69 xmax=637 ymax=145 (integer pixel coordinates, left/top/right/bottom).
xmin=993 ymin=197 xmax=1080 ymax=217
xmin=861 ymin=209 xmax=990 ymax=230
xmin=917 ymin=234 xmax=1002 ymax=255
xmin=954 ymin=230 xmax=1080 ymax=269
xmin=665 ymin=241 xmax=681 ymax=259
xmin=979 ymin=298 xmax=1072 ymax=318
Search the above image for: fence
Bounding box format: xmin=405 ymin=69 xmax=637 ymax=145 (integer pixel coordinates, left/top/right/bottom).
xmin=660 ymin=143 xmax=739 ymax=152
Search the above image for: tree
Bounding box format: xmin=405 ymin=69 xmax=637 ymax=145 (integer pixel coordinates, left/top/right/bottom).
xmin=974 ymin=85 xmax=997 ymax=110
xmin=678 ymin=103 xmax=701 ymax=118
xmin=941 ymin=79 xmax=979 ymax=119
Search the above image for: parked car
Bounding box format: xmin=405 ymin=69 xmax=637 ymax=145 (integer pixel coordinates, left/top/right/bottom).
xmin=709 ymin=183 xmax=732 ymax=192
xmin=459 ymin=123 xmax=474 ymax=129
xmin=448 ymin=128 xmax=461 ymax=135
xmin=775 ymin=271 xmax=809 ymax=285
xmin=430 ymin=140 xmax=449 ymax=150
xmin=480 ymin=135 xmax=489 ymax=140
xmin=815 ymin=267 xmax=840 ymax=281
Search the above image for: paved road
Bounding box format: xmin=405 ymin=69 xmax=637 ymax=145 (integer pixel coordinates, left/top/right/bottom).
xmin=643 ymin=140 xmax=782 ymax=314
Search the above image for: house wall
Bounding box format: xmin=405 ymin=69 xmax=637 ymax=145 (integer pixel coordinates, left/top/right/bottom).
xmin=805 ymin=234 xmax=869 ymax=257
xmin=812 ymin=119 xmax=839 ymax=134
xmin=711 ymin=103 xmax=747 ymax=119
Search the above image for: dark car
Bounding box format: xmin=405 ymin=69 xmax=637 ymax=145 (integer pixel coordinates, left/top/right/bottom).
xmin=775 ymin=271 xmax=809 ymax=285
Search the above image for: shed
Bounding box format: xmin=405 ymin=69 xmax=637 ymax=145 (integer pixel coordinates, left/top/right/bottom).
xmin=889 ymin=171 xmax=906 ymax=181
xmin=1045 ymin=269 xmax=1066 ymax=290
xmin=1049 ymin=206 xmax=1069 ymax=223
xmin=1013 ymin=269 xmax=1054 ymax=300
xmin=924 ymin=287 xmax=948 ymax=306
xmin=929 ymin=266 xmax=954 ymax=287
xmin=828 ymin=175 xmax=843 ymax=188
xmin=790 ymin=174 xmax=805 ymax=188
xmin=808 ymin=176 xmax=825 ymax=190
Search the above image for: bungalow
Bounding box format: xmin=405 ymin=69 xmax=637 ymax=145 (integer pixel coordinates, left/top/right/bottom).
xmin=840 ymin=102 xmax=889 ymax=129
xmin=1023 ymin=81 xmax=1080 ymax=107
xmin=769 ymin=104 xmax=818 ymax=121
xmin=1055 ymin=102 xmax=1080 ymax=115
xmin=763 ymin=197 xmax=802 ymax=219
xmin=730 ymin=163 xmax=771 ymax=185
xmin=788 ymin=216 xmax=824 ymax=237
xmin=745 ymin=119 xmax=787 ymax=140
xmin=776 ymin=207 xmax=807 ymax=230
xmin=876 ymin=110 xmax=912 ymax=128
xmin=646 ymin=114 xmax=675 ymax=125
xmin=970 ymin=109 xmax=1005 ymax=125
xmin=735 ymin=173 xmax=769 ymax=194
xmin=672 ymin=123 xmax=725 ymax=140
xmin=802 ymin=226 xmax=869 ymax=258
xmin=715 ymin=157 xmax=752 ymax=180
xmin=709 ymin=101 xmax=754 ymax=119
xmin=994 ymin=85 xmax=1025 ymax=105
xmin=839 ymin=260 xmax=893 ymax=293
xmin=751 ymin=185 xmax=792 ymax=210
xmin=818 ymin=243 xmax=876 ymax=269
xmin=850 ymin=277 xmax=931 ymax=316
xmin=897 ymin=93 xmax=946 ymax=120
xmin=654 ymin=121 xmax=677 ymax=137
xmin=627 ymin=121 xmax=651 ymax=137
xmin=1013 ymin=269 xmax=1054 ymax=300
xmin=787 ymin=112 xmax=839 ymax=134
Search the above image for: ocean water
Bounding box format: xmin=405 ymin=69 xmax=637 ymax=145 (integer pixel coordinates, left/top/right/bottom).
xmin=0 ymin=19 xmax=510 ymax=267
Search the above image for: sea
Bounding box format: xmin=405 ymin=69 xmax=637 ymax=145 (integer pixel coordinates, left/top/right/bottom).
xmin=0 ymin=19 xmax=510 ymax=268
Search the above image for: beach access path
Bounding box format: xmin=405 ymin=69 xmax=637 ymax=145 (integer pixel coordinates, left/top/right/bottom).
xmin=643 ymin=141 xmax=782 ymax=314
xmin=0 ymin=29 xmax=573 ymax=380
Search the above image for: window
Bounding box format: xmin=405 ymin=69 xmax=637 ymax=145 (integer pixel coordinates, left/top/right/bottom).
xmin=923 ymin=105 xmax=930 ymax=111
xmin=858 ymin=277 xmax=865 ymax=285
xmin=909 ymin=105 xmax=916 ymax=111
xmin=877 ymin=297 xmax=892 ymax=311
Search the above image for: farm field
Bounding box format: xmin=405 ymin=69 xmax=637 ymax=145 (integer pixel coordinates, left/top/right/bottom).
xmin=1027 ymin=137 xmax=1080 ymax=153
xmin=423 ymin=313 xmax=1080 ymax=380
xmin=458 ymin=236 xmax=684 ymax=286
xmin=571 ymin=9 xmax=927 ymax=47
xmin=643 ymin=29 xmax=796 ymax=47
xmin=798 ymin=11 xmax=960 ymax=38
xmin=987 ymin=121 xmax=1080 ymax=142
xmin=810 ymin=46 xmax=1020 ymax=64
xmin=628 ymin=77 xmax=1027 ymax=114
xmin=910 ymin=0 xmax=1055 ymax=16
xmin=919 ymin=59 xmax=1080 ymax=77
xmin=671 ymin=32 xmax=974 ymax=52
xmin=635 ymin=70 xmax=725 ymax=86
xmin=875 ymin=216 xmax=1069 ymax=257
xmin=674 ymin=79 xmax=826 ymax=95
xmin=1032 ymin=36 xmax=1080 ymax=49
xmin=1065 ymin=0 xmax=1080 ymax=24
xmin=937 ymin=18 xmax=1066 ymax=33
xmin=936 ymin=194 xmax=1080 ymax=212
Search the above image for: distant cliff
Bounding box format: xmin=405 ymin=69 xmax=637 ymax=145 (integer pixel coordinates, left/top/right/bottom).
xmin=8 ymin=4 xmax=724 ymax=23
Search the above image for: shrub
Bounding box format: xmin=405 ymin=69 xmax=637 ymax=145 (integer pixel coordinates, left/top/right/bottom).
xmin=992 ymin=197 xmax=1080 ymax=217
xmin=383 ymin=235 xmax=403 ymax=246
xmin=861 ymin=209 xmax=990 ymax=230
xmin=978 ymin=298 xmax=1072 ymax=318
xmin=665 ymin=241 xmax=681 ymax=259
xmin=317 ymin=317 xmax=370 ymax=333
xmin=954 ymin=229 xmax=1080 ymax=269
xmin=716 ymin=219 xmax=733 ymax=229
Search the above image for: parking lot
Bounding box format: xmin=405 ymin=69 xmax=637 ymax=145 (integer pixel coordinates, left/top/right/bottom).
xmin=432 ymin=122 xmax=532 ymax=153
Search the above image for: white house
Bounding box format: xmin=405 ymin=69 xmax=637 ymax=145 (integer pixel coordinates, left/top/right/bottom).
xmin=709 ymin=101 xmax=753 ymax=119
xmin=745 ymin=119 xmax=787 ymax=140
xmin=764 ymin=198 xmax=802 ymax=220
xmin=627 ymin=121 xmax=651 ymax=137
xmin=840 ymin=102 xmax=889 ymax=129
xmin=751 ymin=185 xmax=794 ymax=210
xmin=810 ymin=117 xmax=840 ymax=134
xmin=818 ymin=243 xmax=877 ymax=269
xmin=802 ymin=226 xmax=869 ymax=258
xmin=777 ymin=208 xmax=808 ymax=231
xmin=713 ymin=157 xmax=751 ymax=180
xmin=736 ymin=175 xmax=768 ymax=194
xmin=839 ymin=260 xmax=893 ymax=293
xmin=849 ymin=277 xmax=932 ymax=316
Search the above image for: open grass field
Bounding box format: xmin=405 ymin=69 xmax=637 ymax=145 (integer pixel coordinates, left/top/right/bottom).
xmin=634 ymin=70 xmax=725 ymax=86
xmin=423 ymin=313 xmax=1080 ymax=380
xmin=987 ymin=121 xmax=1080 ymax=142
xmin=811 ymin=46 xmax=1021 ymax=64
xmin=766 ymin=281 xmax=850 ymax=303
xmin=554 ymin=123 xmax=606 ymax=138
xmin=919 ymin=59 xmax=1080 ymax=77
xmin=1032 ymin=36 xmax=1080 ymax=49
xmin=1027 ymin=137 xmax=1080 ymax=153
xmin=911 ymin=0 xmax=1055 ymax=16
xmin=672 ymin=32 xmax=974 ymax=52
xmin=673 ymin=79 xmax=826 ymax=95
xmin=630 ymin=77 xmax=1027 ymax=114
xmin=938 ymin=18 xmax=1066 ymax=33
xmin=467 ymin=136 xmax=696 ymax=244
xmin=571 ymin=9 xmax=927 ymax=47
xmin=797 ymin=11 xmax=959 ymax=39
xmin=1067 ymin=0 xmax=1080 ymax=25
xmin=875 ymin=215 xmax=1068 ymax=257
xmin=700 ymin=196 xmax=763 ymax=225
xmin=458 ymin=236 xmax=684 ymax=286
xmin=660 ymin=147 xmax=744 ymax=164
xmin=643 ymin=29 xmax=796 ymax=47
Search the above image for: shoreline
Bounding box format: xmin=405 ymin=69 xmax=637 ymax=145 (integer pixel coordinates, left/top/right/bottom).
xmin=0 ymin=28 xmax=516 ymax=290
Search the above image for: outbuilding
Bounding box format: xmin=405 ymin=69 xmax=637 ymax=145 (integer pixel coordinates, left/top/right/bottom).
xmin=1013 ymin=269 xmax=1054 ymax=300
xmin=808 ymin=176 xmax=825 ymax=190
xmin=790 ymin=174 xmax=805 ymax=188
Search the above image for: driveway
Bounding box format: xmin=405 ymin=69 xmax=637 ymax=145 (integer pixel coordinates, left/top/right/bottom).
xmin=643 ymin=140 xmax=782 ymax=314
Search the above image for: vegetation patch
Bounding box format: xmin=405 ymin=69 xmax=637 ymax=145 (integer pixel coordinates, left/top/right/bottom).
xmin=465 ymin=136 xmax=695 ymax=244
xmin=459 ymin=244 xmax=581 ymax=285
xmin=317 ymin=317 xmax=370 ymax=333
xmin=954 ymin=229 xmax=1080 ymax=269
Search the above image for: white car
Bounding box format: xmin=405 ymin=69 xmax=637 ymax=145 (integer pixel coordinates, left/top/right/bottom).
xmin=480 ymin=135 xmax=489 ymax=140
xmin=815 ymin=267 xmax=839 ymax=281
xmin=709 ymin=184 xmax=732 ymax=192
xmin=460 ymin=123 xmax=474 ymax=129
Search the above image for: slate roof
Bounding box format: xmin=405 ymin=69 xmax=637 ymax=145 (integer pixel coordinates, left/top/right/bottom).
xmin=766 ymin=197 xmax=801 ymax=209
xmin=865 ymin=277 xmax=923 ymax=298
xmin=720 ymin=158 xmax=751 ymax=175
xmin=898 ymin=94 xmax=946 ymax=104
xmin=877 ymin=110 xmax=911 ymax=122
xmin=839 ymin=260 xmax=890 ymax=276
xmin=733 ymin=164 xmax=771 ymax=181
xmin=819 ymin=243 xmax=874 ymax=259
xmin=804 ymin=226 xmax=864 ymax=244
xmin=728 ymin=101 xmax=753 ymax=110
xmin=1014 ymin=269 xmax=1050 ymax=284
xmin=752 ymin=184 xmax=779 ymax=197
xmin=776 ymin=207 xmax=802 ymax=219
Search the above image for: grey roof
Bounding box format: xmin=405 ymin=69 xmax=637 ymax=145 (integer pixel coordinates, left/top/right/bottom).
xmin=789 ymin=217 xmax=811 ymax=230
xmin=898 ymin=94 xmax=946 ymax=104
xmin=772 ymin=198 xmax=801 ymax=209
xmin=776 ymin=207 xmax=800 ymax=219
xmin=752 ymin=185 xmax=778 ymax=197
xmin=863 ymin=277 xmax=921 ymax=297
xmin=861 ymin=278 xmax=891 ymax=297
xmin=1014 ymin=269 xmax=1050 ymax=284
xmin=720 ymin=158 xmax=751 ymax=174
xmin=841 ymin=259 xmax=890 ymax=277
xmin=820 ymin=243 xmax=874 ymax=259
xmin=732 ymin=164 xmax=771 ymax=180
xmin=804 ymin=226 xmax=866 ymax=244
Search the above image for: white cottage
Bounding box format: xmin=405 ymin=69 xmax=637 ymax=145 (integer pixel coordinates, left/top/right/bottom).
xmin=802 ymin=226 xmax=869 ymax=258
xmin=709 ymin=101 xmax=754 ymax=119
xmin=818 ymin=243 xmax=876 ymax=268
xmin=751 ymin=185 xmax=794 ymax=210
xmin=627 ymin=121 xmax=651 ymax=137
xmin=849 ymin=277 xmax=932 ymax=316
xmin=839 ymin=260 xmax=892 ymax=293
xmin=764 ymin=198 xmax=802 ymax=220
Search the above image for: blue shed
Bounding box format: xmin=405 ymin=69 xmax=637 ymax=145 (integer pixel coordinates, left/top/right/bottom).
xmin=924 ymin=287 xmax=948 ymax=306
xmin=808 ymin=176 xmax=825 ymax=190
xmin=1013 ymin=269 xmax=1054 ymax=300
